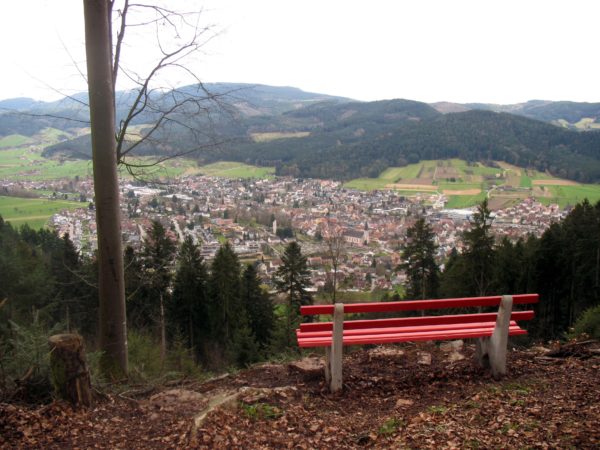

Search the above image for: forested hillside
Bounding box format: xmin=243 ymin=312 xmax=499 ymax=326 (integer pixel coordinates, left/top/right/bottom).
xmin=219 ymin=109 xmax=600 ymax=182
xmin=4 ymin=84 xmax=600 ymax=182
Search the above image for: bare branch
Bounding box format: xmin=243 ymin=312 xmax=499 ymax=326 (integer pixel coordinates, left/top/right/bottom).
xmin=57 ymin=35 xmax=88 ymax=86
xmin=113 ymin=0 xmax=129 ymax=87
xmin=5 ymin=111 xmax=90 ymax=125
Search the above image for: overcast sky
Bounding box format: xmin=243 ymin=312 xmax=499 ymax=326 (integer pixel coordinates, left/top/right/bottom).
xmin=2 ymin=0 xmax=599 ymax=104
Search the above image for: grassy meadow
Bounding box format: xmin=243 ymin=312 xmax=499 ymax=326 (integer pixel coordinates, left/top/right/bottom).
xmin=0 ymin=127 xmax=208 ymax=181
xmin=250 ymin=131 xmax=310 ymax=142
xmin=0 ymin=134 xmax=31 ymax=149
xmin=0 ymin=196 xmax=85 ymax=229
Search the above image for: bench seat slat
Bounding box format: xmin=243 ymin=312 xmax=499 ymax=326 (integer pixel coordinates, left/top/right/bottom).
xmin=301 ymin=294 xmax=538 ymax=316
xmin=297 ymin=320 xmax=519 ymax=339
xmin=299 ymin=311 xmax=535 ymax=333
xmin=298 ymin=325 xmax=526 ymax=348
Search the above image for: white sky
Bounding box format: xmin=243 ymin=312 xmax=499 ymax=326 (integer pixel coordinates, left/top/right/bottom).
xmin=2 ymin=0 xmax=599 ymax=104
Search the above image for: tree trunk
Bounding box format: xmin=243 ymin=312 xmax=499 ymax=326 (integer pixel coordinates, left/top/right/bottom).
xmin=48 ymin=334 xmax=93 ymax=407
xmin=160 ymin=292 xmax=166 ymax=367
xmin=83 ymin=0 xmax=128 ymax=378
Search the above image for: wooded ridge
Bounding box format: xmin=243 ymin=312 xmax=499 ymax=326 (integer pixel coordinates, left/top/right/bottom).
xmin=3 ymin=83 xmax=600 ymax=183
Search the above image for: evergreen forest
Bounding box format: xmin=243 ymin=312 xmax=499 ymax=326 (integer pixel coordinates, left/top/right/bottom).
xmin=2 ymin=198 xmax=600 ymax=402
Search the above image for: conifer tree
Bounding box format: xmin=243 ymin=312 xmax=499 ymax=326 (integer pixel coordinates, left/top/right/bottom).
xmin=207 ymin=242 xmax=259 ymax=365
xmin=462 ymin=199 xmax=495 ymax=296
xmin=241 ymin=264 xmax=275 ymax=351
xmin=128 ymin=221 xmax=176 ymax=328
xmin=134 ymin=221 xmax=176 ymax=363
xmin=400 ymin=218 xmax=439 ymax=300
xmin=208 ymin=242 xmax=242 ymax=341
xmin=169 ymin=236 xmax=208 ymax=359
xmin=274 ymin=241 xmax=313 ymax=347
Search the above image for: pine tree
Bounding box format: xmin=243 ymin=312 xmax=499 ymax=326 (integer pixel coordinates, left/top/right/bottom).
xmin=400 ymin=218 xmax=440 ymax=300
xmin=124 ymin=245 xmax=147 ymax=329
xmin=169 ymin=236 xmax=208 ymax=359
xmin=462 ymin=199 xmax=495 ymax=296
xmin=439 ymin=247 xmax=471 ymax=298
xmin=138 ymin=221 xmax=176 ymax=364
xmin=208 ymin=242 xmax=241 ymax=341
xmin=241 ymin=264 xmax=275 ymax=352
xmin=274 ymin=241 xmax=313 ymax=347
xmin=207 ymin=242 xmax=258 ymax=366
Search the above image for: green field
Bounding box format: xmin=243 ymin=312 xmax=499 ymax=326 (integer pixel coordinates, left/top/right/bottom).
xmin=379 ymin=164 xmax=423 ymax=181
xmin=0 ymin=134 xmax=31 ymax=149
xmin=0 ymin=196 xmax=85 ymax=229
xmin=0 ymin=138 xmax=202 ymax=181
xmin=0 ymin=134 xmax=273 ymax=182
xmin=574 ymin=118 xmax=600 ymax=130
xmin=537 ymin=185 xmax=600 ymax=208
xmin=250 ymin=131 xmax=310 ymax=142
xmin=343 ymin=177 xmax=389 ymax=190
xmin=198 ymin=161 xmax=275 ymax=179
xmin=345 ymin=159 xmax=600 ymax=209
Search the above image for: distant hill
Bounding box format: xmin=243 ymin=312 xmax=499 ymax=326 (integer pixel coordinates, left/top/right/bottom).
xmin=219 ymin=108 xmax=600 ymax=182
xmin=1 ymin=83 xmax=351 ymax=139
xmin=431 ymin=100 xmax=600 ymax=129
xmin=3 ymin=84 xmax=600 ymax=182
xmin=0 ymin=97 xmax=43 ymax=111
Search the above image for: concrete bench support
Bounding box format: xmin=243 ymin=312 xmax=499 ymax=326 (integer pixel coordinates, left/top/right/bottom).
xmin=325 ymin=303 xmax=344 ymax=392
xmin=476 ymin=295 xmax=513 ymax=379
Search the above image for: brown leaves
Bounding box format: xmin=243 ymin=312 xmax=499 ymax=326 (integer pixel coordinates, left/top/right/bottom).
xmin=1 ymin=343 xmax=599 ymax=449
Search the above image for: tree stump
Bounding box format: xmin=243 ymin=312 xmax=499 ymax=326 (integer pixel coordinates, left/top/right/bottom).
xmin=48 ymin=334 xmax=93 ymax=407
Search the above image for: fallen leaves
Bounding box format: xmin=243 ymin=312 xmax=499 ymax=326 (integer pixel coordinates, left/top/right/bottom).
xmin=1 ymin=342 xmax=599 ymax=449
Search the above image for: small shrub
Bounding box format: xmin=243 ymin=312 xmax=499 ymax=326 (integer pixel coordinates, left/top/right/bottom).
xmin=427 ymin=405 xmax=449 ymax=414
xmin=166 ymin=336 xmax=203 ymax=379
xmin=503 ymin=382 xmax=531 ymax=395
xmin=127 ymin=330 xmax=163 ymax=382
xmin=378 ymin=418 xmax=401 ymax=435
xmin=127 ymin=330 xmax=204 ymax=383
xmin=241 ymin=403 xmax=282 ymax=420
xmin=569 ymin=304 xmax=600 ymax=339
xmin=1 ymin=317 xmax=65 ymax=403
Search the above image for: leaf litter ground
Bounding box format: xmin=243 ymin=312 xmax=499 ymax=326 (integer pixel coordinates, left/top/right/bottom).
xmin=1 ymin=342 xmax=598 ymax=449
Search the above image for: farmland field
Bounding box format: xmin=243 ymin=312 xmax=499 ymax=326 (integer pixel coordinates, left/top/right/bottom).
xmin=0 ymin=196 xmax=85 ymax=229
xmin=345 ymin=159 xmax=600 ymax=209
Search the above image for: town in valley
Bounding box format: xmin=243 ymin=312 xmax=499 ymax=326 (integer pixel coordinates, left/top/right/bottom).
xmin=2 ymin=170 xmax=564 ymax=296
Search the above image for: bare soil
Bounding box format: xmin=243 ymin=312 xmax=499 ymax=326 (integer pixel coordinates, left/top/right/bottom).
xmin=385 ymin=183 xmax=437 ymax=190
xmin=532 ymin=180 xmax=578 ymax=186
xmin=442 ymin=189 xmax=481 ymax=195
xmin=1 ymin=342 xmax=599 ymax=449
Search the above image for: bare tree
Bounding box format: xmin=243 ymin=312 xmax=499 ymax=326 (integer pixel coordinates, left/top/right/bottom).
xmin=83 ymin=0 xmax=127 ymax=377
xmin=110 ymin=1 xmax=232 ymax=178
xmin=322 ymin=222 xmax=347 ymax=304
xmin=83 ymin=0 xmax=227 ymax=377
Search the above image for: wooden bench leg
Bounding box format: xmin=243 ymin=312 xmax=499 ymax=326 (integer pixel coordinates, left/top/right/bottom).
xmin=324 ymin=347 xmax=331 ymax=386
xmin=330 ymin=303 xmax=344 ymax=393
xmin=476 ymin=295 xmax=513 ymax=379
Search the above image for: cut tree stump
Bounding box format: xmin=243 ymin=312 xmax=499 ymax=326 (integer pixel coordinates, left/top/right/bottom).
xmin=48 ymin=334 xmax=93 ymax=407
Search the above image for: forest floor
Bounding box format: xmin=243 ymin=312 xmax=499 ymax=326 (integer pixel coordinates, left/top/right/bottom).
xmin=1 ymin=341 xmax=599 ymax=449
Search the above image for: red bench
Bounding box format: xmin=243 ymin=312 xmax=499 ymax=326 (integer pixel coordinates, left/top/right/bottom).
xmin=296 ymin=294 xmax=539 ymax=392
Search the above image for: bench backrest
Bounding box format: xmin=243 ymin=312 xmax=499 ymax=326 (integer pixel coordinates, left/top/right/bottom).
xmin=299 ymin=310 xmax=535 ymax=333
xmin=300 ymin=294 xmax=539 ymax=316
